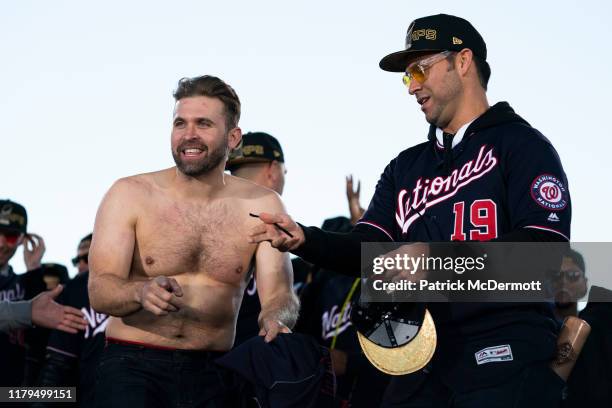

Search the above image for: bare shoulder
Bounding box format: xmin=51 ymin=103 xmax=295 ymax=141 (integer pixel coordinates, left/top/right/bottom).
xmin=225 ymin=174 xmax=285 ymax=213
xmin=107 ymin=168 xmax=173 ymax=200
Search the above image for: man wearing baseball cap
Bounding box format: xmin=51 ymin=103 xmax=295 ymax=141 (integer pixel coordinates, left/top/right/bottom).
xmin=249 ymin=14 xmax=571 ymax=407
xmin=0 ymin=199 xmax=87 ymax=385
xmin=227 ymin=131 xmax=287 ymax=195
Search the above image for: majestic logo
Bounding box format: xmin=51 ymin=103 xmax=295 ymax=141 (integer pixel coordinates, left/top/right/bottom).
xmin=321 ymin=303 xmax=353 ymax=340
xmin=395 ymin=145 xmax=498 ymax=234
xmin=475 ymin=344 xmax=513 ymax=365
xmin=547 ymin=213 xmax=560 ymax=222
xmin=530 ymin=174 xmax=568 ymax=211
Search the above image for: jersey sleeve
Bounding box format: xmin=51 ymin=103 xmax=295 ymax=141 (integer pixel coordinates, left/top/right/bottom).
xmin=357 ymin=158 xmax=397 ymax=241
xmin=503 ymin=131 xmax=571 ymax=240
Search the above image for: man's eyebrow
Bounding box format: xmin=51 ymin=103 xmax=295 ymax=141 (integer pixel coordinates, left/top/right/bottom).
xmin=172 ymin=116 xmax=215 ymax=124
xmin=196 ymin=117 xmax=215 ymax=125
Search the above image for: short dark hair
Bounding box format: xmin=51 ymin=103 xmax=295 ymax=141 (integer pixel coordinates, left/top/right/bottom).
xmin=565 ymin=249 xmax=586 ymax=275
xmin=472 ymin=55 xmax=490 ymax=91
xmin=445 ymin=52 xmax=490 ymax=91
xmin=80 ymin=233 xmax=93 ymax=246
xmin=173 ymin=75 xmax=241 ymax=131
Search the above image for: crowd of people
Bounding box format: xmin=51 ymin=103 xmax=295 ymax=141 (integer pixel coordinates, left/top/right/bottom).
xmin=1 ymin=12 xmax=611 ymax=408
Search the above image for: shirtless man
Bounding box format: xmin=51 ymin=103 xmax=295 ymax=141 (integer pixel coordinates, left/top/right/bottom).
xmin=88 ymin=75 xmax=299 ymax=408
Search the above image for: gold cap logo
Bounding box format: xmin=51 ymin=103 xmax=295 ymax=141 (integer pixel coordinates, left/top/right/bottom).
xmin=452 ymin=37 xmax=463 ymax=45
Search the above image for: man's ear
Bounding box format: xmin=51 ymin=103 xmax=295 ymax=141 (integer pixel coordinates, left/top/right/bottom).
xmin=228 ymin=127 xmax=242 ymax=151
xmin=457 ymin=48 xmax=473 ymax=77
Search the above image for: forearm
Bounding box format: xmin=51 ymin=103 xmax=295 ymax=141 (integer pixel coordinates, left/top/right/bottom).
xmin=89 ymin=274 xmax=144 ymax=317
xmin=259 ymin=292 xmax=300 ymax=330
xmin=293 ymin=223 xmax=390 ymax=276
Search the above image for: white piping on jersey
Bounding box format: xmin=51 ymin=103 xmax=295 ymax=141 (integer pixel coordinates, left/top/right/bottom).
xmin=396 ymin=145 xmax=498 ymax=234
xmin=435 ymin=119 xmax=476 ymax=149
xmin=523 ymin=226 xmax=569 ymax=241
xmin=356 ymin=221 xmax=395 ymax=241
xmin=46 ymin=346 xmax=78 ymax=359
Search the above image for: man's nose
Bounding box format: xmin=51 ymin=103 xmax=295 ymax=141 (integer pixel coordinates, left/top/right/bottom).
xmin=408 ymin=78 xmax=422 ymax=95
xmin=185 ymin=123 xmax=199 ymax=138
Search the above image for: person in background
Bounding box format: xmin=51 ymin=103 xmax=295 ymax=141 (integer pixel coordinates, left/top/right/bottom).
xmin=36 ymin=232 xmax=109 ymax=407
xmin=547 ymin=248 xmax=612 ymax=408
xmin=295 ymin=177 xmax=389 ymax=407
xmin=72 ymin=234 xmax=92 ymax=275
xmin=345 ymin=175 xmax=365 ymax=225
xmin=0 ymin=199 xmax=85 ymax=386
xmin=22 ymin=263 xmax=71 ymax=385
xmin=227 ymin=131 xmax=308 ymax=346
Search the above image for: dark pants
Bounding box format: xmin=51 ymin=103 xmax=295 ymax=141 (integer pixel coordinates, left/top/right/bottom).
xmin=382 ymin=362 xmax=566 ymax=408
xmin=94 ymin=341 xmax=237 ymax=408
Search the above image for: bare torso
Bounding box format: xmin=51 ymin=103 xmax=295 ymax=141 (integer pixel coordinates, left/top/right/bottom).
xmin=105 ymin=169 xmax=270 ymax=350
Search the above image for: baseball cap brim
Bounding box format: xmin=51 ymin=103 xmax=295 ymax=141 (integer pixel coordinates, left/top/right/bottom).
xmin=357 ymin=308 xmax=437 ymax=375
xmin=226 ymin=157 xmax=274 ymax=171
xmin=379 ymin=49 xmax=445 ymax=72
xmin=0 ymin=225 xmax=25 ymax=234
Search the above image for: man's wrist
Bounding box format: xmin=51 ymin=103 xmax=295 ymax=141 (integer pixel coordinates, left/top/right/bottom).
xmin=132 ymin=281 xmax=146 ymax=305
xmin=26 ymin=262 xmax=42 ymax=271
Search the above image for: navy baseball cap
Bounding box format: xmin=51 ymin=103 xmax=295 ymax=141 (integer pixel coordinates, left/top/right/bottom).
xmin=0 ymin=199 xmax=27 ymax=234
xmin=379 ymin=14 xmax=487 ymax=72
xmin=226 ymin=132 xmax=284 ymax=172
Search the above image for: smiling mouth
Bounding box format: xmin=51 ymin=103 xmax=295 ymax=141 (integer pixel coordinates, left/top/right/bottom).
xmin=179 ymin=146 xmax=207 ymax=157
xmin=417 ymin=96 xmax=429 ymax=106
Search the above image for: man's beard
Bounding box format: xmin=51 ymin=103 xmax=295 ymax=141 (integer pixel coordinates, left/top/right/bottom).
xmin=172 ymin=136 xmax=228 ymax=177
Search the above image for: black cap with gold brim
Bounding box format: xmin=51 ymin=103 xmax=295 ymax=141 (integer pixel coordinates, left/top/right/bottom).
xmin=226 ymin=131 xmax=284 ymax=172
xmin=352 ymin=302 xmax=436 ymax=375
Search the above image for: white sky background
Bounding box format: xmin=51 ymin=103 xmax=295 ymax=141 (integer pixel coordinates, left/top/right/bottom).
xmin=2 ymin=0 xmax=611 ymax=277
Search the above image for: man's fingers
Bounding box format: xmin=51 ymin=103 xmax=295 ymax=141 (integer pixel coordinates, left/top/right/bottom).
xmin=270 ymin=236 xmax=288 ymax=249
xmin=143 ymin=301 xmax=169 ymax=316
xmin=168 ymin=278 xmax=183 ymax=297
xmin=148 ymin=294 xmax=178 ymax=313
xmin=62 ymin=314 xmax=87 ymax=330
xmin=48 ymin=285 xmax=64 ymax=299
xmin=258 ymin=212 xmax=284 ymax=225
xmin=264 ymin=324 xmax=280 ymax=343
xmin=63 ymin=305 xmax=86 ymax=320
xmin=248 ymin=228 xmax=277 ymax=244
xmin=155 ymin=276 xmax=171 ymax=289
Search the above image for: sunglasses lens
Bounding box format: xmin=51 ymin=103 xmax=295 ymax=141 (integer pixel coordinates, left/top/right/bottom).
xmin=2 ymin=232 xmax=21 ymax=246
xmin=402 ymin=75 xmax=411 ymax=87
xmin=72 ymin=254 xmax=89 ymax=266
xmin=410 ymin=67 xmax=426 ymax=83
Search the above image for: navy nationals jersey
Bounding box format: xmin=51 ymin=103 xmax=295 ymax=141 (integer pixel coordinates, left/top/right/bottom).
xmin=359 ymin=102 xmax=570 ymax=244
xmin=356 ymin=102 xmax=571 ymax=392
